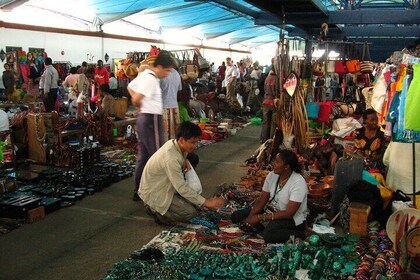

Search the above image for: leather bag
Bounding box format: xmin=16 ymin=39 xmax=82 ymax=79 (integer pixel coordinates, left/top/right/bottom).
xmin=345 ymin=43 xmax=361 ymax=74
xmin=360 ymin=42 xmax=374 ymax=74
xmin=312 ymin=61 xmax=325 ymax=77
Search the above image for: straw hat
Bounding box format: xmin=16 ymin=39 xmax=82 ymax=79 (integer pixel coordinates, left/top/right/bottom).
xmin=407 ymin=227 xmax=420 ymax=255
xmin=386 ymin=208 xmax=420 ymax=246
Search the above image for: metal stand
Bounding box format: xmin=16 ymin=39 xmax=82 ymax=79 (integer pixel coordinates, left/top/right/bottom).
xmin=413 ymin=135 xmax=416 ymax=207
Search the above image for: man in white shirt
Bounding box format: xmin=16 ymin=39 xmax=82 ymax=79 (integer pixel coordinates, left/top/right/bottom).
xmin=140 ymin=122 xmax=225 ymax=225
xmin=224 ymin=57 xmax=238 ymax=102
xmin=108 ymin=72 xmax=118 ymax=97
xmin=128 ymin=51 xmax=176 ymax=201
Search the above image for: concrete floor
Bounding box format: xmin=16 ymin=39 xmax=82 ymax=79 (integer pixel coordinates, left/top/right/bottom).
xmin=0 ymin=124 xmax=261 ymax=280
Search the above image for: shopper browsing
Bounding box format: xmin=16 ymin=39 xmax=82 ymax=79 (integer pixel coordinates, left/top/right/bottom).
xmin=94 ymin=60 xmax=109 ymax=87
xmin=128 ymin=51 xmax=176 ymax=201
xmin=161 ymin=67 xmax=182 ymax=141
xmin=139 ymin=122 xmax=225 ymax=225
xmin=41 ymin=57 xmax=59 ymax=112
xmin=231 ymin=149 xmax=308 ymax=243
xmin=224 ymin=57 xmax=238 ymax=102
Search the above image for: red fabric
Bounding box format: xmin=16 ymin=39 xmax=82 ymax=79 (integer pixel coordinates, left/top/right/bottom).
xmin=317 ymin=101 xmax=335 ymax=123
xmin=335 ymin=61 xmax=347 ymax=75
xmin=20 ymin=64 xmax=30 ymax=83
xmin=94 ymin=67 xmax=109 ymax=86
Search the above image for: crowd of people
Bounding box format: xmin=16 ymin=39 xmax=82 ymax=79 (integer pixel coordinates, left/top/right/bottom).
xmin=1 ymin=52 xmax=310 ymax=243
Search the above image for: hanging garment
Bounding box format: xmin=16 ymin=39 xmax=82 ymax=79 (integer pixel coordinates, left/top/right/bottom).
xmin=371 ymin=65 xmax=390 ymax=113
xmin=383 ymin=141 xmax=420 ymax=194
xmin=405 ymin=64 xmax=420 ymax=130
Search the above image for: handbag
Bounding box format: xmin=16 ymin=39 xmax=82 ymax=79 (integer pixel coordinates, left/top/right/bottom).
xmin=306 ymin=102 xmax=320 ymax=119
xmin=334 ymin=44 xmax=348 ymax=75
xmin=345 ymin=43 xmax=361 ymax=74
xmin=306 ymin=90 xmax=320 ymax=119
xmin=193 ymin=48 xmax=210 ymax=70
xmin=317 ymin=101 xmax=335 ymax=123
xmin=312 ymin=61 xmax=325 ymax=77
xmin=326 ymin=60 xmax=336 ymax=73
xmin=360 ymin=42 xmax=374 ymax=74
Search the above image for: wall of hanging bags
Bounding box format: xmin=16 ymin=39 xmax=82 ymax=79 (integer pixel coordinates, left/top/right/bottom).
xmin=303 ymin=41 xmax=376 ymax=122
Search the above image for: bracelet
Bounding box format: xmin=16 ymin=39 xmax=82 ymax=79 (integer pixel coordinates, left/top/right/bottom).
xmin=262 ymin=213 xmax=266 ymax=223
xmin=271 ymin=212 xmax=275 ymax=221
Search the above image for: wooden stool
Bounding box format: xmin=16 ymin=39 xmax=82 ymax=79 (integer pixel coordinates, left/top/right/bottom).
xmin=349 ymin=202 xmax=371 ymax=236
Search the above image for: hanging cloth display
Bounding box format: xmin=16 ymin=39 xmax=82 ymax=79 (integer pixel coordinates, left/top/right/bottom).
xmin=404 ymin=64 xmax=420 ymax=130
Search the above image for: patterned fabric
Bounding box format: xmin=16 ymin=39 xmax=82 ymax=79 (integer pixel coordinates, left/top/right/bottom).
xmin=163 ymin=107 xmax=180 ymax=141
xmin=354 ymin=127 xmax=384 ymax=158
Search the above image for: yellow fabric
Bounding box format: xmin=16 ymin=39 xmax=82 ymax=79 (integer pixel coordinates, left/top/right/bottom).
xmin=406 ymin=195 xmax=420 ymax=209
xmin=371 ymin=173 xmax=393 ymax=209
xmin=396 ymin=66 xmax=406 ymax=92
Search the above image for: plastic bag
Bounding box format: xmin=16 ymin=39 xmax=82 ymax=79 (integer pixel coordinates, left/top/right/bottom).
xmin=185 ymin=164 xmax=202 ymax=194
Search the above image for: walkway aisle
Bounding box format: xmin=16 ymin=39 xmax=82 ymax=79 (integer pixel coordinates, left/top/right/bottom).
xmin=0 ymin=125 xmax=261 ymax=280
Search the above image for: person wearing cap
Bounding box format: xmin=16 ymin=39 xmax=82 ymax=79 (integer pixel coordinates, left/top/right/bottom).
xmin=128 ymin=51 xmax=176 ymax=201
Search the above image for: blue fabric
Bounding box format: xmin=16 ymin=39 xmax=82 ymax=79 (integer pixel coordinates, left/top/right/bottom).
xmin=362 ymin=170 xmax=379 ymax=186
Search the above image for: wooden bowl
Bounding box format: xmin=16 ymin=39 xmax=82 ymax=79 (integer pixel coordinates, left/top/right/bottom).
xmin=320 ymin=175 xmax=334 ymax=186
xmin=309 ymin=183 xmax=332 ymax=199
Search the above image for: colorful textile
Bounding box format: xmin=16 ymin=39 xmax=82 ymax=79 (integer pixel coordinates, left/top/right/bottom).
xmin=405 ymin=64 xmax=420 ymax=130
xmin=162 ymin=107 xmax=180 ymax=141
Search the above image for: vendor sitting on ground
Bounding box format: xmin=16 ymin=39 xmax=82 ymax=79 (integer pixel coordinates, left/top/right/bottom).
xmin=353 ymin=108 xmax=385 ymax=170
xmin=139 ymin=121 xmax=225 ymax=225
xmin=231 ymin=149 xmax=308 ymax=243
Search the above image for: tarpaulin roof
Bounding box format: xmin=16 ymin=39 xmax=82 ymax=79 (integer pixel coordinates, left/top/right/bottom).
xmin=1 ymin=0 xmax=418 ymax=60
xmin=0 ymin=0 xmax=282 ymax=48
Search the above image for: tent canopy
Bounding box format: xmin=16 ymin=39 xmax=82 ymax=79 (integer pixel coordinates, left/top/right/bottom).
xmin=1 ymin=0 xmax=419 ymax=61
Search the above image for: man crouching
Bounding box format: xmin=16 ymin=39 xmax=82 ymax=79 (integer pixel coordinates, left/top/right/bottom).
xmin=139 ymin=121 xmax=225 ymax=225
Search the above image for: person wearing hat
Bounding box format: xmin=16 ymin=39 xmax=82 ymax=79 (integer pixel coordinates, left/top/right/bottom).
xmin=128 ymin=51 xmax=176 ymax=201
